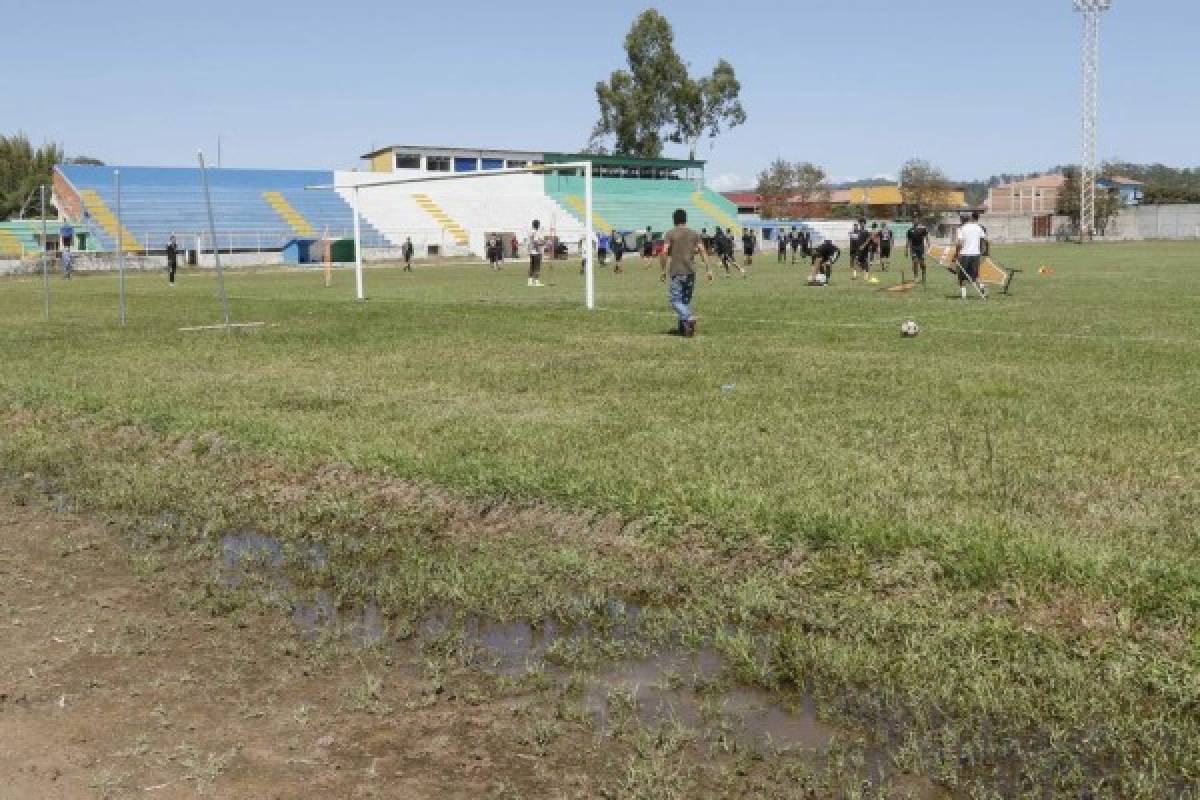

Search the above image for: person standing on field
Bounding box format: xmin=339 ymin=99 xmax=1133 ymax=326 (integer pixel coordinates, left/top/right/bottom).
xmin=611 ymin=229 xmax=624 ymax=274
xmin=906 ymin=220 xmax=929 ymax=284
xmin=660 ymin=208 xmax=713 ymax=337
xmin=777 ymin=230 xmax=788 ymax=263
xmin=952 ymin=211 xmax=988 ymax=300
xmin=879 ymin=224 xmax=894 ymax=271
xmin=402 ymin=237 xmax=414 ymax=271
xmin=741 ymin=227 xmax=755 ymax=272
xmin=166 ymin=235 xmax=179 ymax=285
xmin=527 ymin=219 xmax=545 ymax=287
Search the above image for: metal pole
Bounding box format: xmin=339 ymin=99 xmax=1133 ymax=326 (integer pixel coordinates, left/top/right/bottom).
xmin=197 ymin=151 xmax=232 ymax=330
xmin=352 ymin=186 xmax=364 ymax=301
xmin=40 ymin=185 xmax=49 ymax=320
xmin=584 ymin=162 xmax=594 ymax=310
xmin=116 ymin=170 xmax=126 ymax=325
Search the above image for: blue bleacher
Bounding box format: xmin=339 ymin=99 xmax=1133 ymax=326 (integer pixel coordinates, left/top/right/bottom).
xmin=56 ymin=165 xmax=387 ymax=252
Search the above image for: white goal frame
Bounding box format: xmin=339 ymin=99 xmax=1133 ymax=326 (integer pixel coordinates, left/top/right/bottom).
xmin=307 ymin=161 xmax=595 ymax=309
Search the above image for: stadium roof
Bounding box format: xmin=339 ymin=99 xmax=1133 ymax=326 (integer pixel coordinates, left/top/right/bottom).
xmin=545 ymin=153 xmax=704 ymax=169
xmin=360 ymin=145 xmax=547 ymax=159
xmin=360 ymin=144 xmax=704 ymax=169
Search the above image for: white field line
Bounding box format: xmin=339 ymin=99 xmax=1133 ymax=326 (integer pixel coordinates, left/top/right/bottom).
xmin=178 ymin=322 xmax=271 ymax=332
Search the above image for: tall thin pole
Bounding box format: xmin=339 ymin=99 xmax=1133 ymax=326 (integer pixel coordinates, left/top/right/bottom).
xmin=584 ymin=162 xmax=594 ymax=311
xmin=1075 ymin=0 xmax=1111 ymax=239
xmin=352 ymin=186 xmax=364 ymax=301
xmin=116 ymin=170 xmax=126 ymax=325
xmin=197 ymin=151 xmax=232 ymax=330
xmin=40 ymin=185 xmax=49 ymax=320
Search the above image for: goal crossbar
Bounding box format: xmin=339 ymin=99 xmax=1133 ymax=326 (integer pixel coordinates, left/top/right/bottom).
xmin=306 ymin=162 xmax=595 ymax=309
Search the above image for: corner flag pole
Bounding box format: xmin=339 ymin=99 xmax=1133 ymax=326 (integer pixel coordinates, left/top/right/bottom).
xmin=39 ymin=185 xmax=49 ymax=321
xmin=197 ymin=151 xmax=232 ymax=330
xmin=584 ymin=161 xmax=594 ymax=311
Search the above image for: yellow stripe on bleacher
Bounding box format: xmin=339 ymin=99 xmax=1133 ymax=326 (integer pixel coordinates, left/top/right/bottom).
xmin=691 ymin=191 xmax=741 ymax=235
xmin=0 ymin=229 xmax=24 ymax=257
xmin=263 ymin=191 xmax=316 ymax=237
xmin=79 ymin=190 xmax=143 ymax=251
xmin=411 ymin=194 xmax=469 ymax=246
xmin=564 ymin=195 xmax=614 ymax=233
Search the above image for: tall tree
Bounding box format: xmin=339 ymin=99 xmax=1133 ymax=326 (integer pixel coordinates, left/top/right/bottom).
xmin=592 ymin=10 xmax=745 ymax=159
xmin=0 ymin=134 xmax=63 ymax=220
xmin=755 ymin=159 xmax=797 ymax=220
xmin=1057 ymin=167 xmax=1082 ymax=227
xmin=673 ymin=60 xmax=747 ymax=160
xmin=792 ymin=162 xmax=829 ymax=215
xmin=898 ymin=159 xmax=952 ymax=222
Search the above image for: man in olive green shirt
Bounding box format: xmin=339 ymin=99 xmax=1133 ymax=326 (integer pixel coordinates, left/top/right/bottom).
xmin=660 ymin=208 xmax=713 ymax=337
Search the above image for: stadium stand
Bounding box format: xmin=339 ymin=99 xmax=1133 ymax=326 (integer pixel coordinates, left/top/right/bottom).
xmin=545 ymin=174 xmax=742 ymax=236
xmin=0 ymin=222 xmax=40 ymax=258
xmin=50 ymin=157 xmax=744 ymax=261
xmin=335 ymin=171 xmax=584 ymax=258
xmin=54 ymin=166 xmax=386 ymax=253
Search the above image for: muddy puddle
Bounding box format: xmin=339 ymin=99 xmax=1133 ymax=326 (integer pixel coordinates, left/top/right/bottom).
xmin=221 ymin=528 xmax=943 ymax=794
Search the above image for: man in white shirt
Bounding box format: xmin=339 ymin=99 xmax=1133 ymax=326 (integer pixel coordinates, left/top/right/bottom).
xmin=952 ymin=211 xmax=988 ymax=300
xmin=527 ymin=220 xmax=545 ymax=287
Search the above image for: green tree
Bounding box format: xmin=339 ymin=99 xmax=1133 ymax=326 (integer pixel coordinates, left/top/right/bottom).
xmin=0 ymin=134 xmax=63 ymax=219
xmin=754 ymin=160 xmax=828 ymax=219
xmin=792 ymin=162 xmax=829 ymax=217
xmin=1057 ymin=167 xmax=1081 ymax=225
xmin=673 ymin=60 xmax=747 ymax=160
xmin=592 ymin=10 xmax=745 ymax=159
xmin=755 ymin=159 xmax=796 ymax=220
xmin=898 ymin=159 xmax=952 ymax=223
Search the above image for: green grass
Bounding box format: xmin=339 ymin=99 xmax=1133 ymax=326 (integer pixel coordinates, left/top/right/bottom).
xmin=2 ymin=241 xmax=1198 ymax=796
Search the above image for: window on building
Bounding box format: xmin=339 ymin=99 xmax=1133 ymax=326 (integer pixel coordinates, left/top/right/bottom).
xmin=506 ymin=160 xmax=528 ymax=169
xmin=395 ymin=154 xmax=421 ymax=170
xmin=427 ymin=156 xmax=451 ymax=172
xmin=454 ymin=157 xmax=479 ymax=172
xmin=482 ymin=159 xmax=504 ymax=171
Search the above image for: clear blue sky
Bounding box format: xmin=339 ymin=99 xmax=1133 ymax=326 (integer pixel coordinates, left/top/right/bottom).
xmin=4 ymin=0 xmax=1193 ymax=187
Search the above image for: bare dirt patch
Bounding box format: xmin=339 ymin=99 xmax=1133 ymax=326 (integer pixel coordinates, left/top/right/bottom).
xmin=0 ymin=491 xmax=615 ymax=799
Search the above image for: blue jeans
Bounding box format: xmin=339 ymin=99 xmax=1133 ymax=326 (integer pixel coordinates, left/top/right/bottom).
xmin=668 ymin=273 xmax=696 ymax=329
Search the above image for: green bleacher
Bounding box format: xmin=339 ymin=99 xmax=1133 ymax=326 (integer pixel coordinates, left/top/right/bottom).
xmin=544 ymin=175 xmax=742 ymax=236
xmin=0 ymin=221 xmax=44 ymax=258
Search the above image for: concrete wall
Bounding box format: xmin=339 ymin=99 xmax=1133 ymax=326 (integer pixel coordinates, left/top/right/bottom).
xmin=979 ymin=213 xmax=1072 ymax=243
xmin=1109 ymin=204 xmax=1200 ymax=240
xmin=980 ymin=205 xmax=1200 ymax=243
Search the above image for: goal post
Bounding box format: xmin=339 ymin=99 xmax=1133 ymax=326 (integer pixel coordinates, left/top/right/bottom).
xmin=306 ymin=161 xmax=595 ymax=309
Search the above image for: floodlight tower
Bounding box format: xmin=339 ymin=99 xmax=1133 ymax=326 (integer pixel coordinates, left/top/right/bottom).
xmin=1074 ymin=0 xmax=1111 ymax=238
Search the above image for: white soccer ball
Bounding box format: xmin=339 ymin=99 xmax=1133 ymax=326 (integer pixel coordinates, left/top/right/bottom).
xmin=900 ymin=320 xmax=920 ymax=338
xmin=815 ymin=273 xmax=827 ymax=285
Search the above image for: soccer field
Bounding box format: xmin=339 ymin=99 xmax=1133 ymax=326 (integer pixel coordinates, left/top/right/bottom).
xmin=2 ymin=240 xmax=1198 ymax=796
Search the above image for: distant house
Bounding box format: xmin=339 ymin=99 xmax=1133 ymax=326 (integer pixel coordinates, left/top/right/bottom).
xmin=986 ymin=174 xmax=1066 ymax=214
xmin=828 ymin=186 xmax=968 ymax=219
xmin=988 ymin=173 xmax=1146 ymax=215
xmin=1096 ymin=176 xmax=1145 ymax=206
xmin=722 ymin=184 xmax=965 ymax=220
